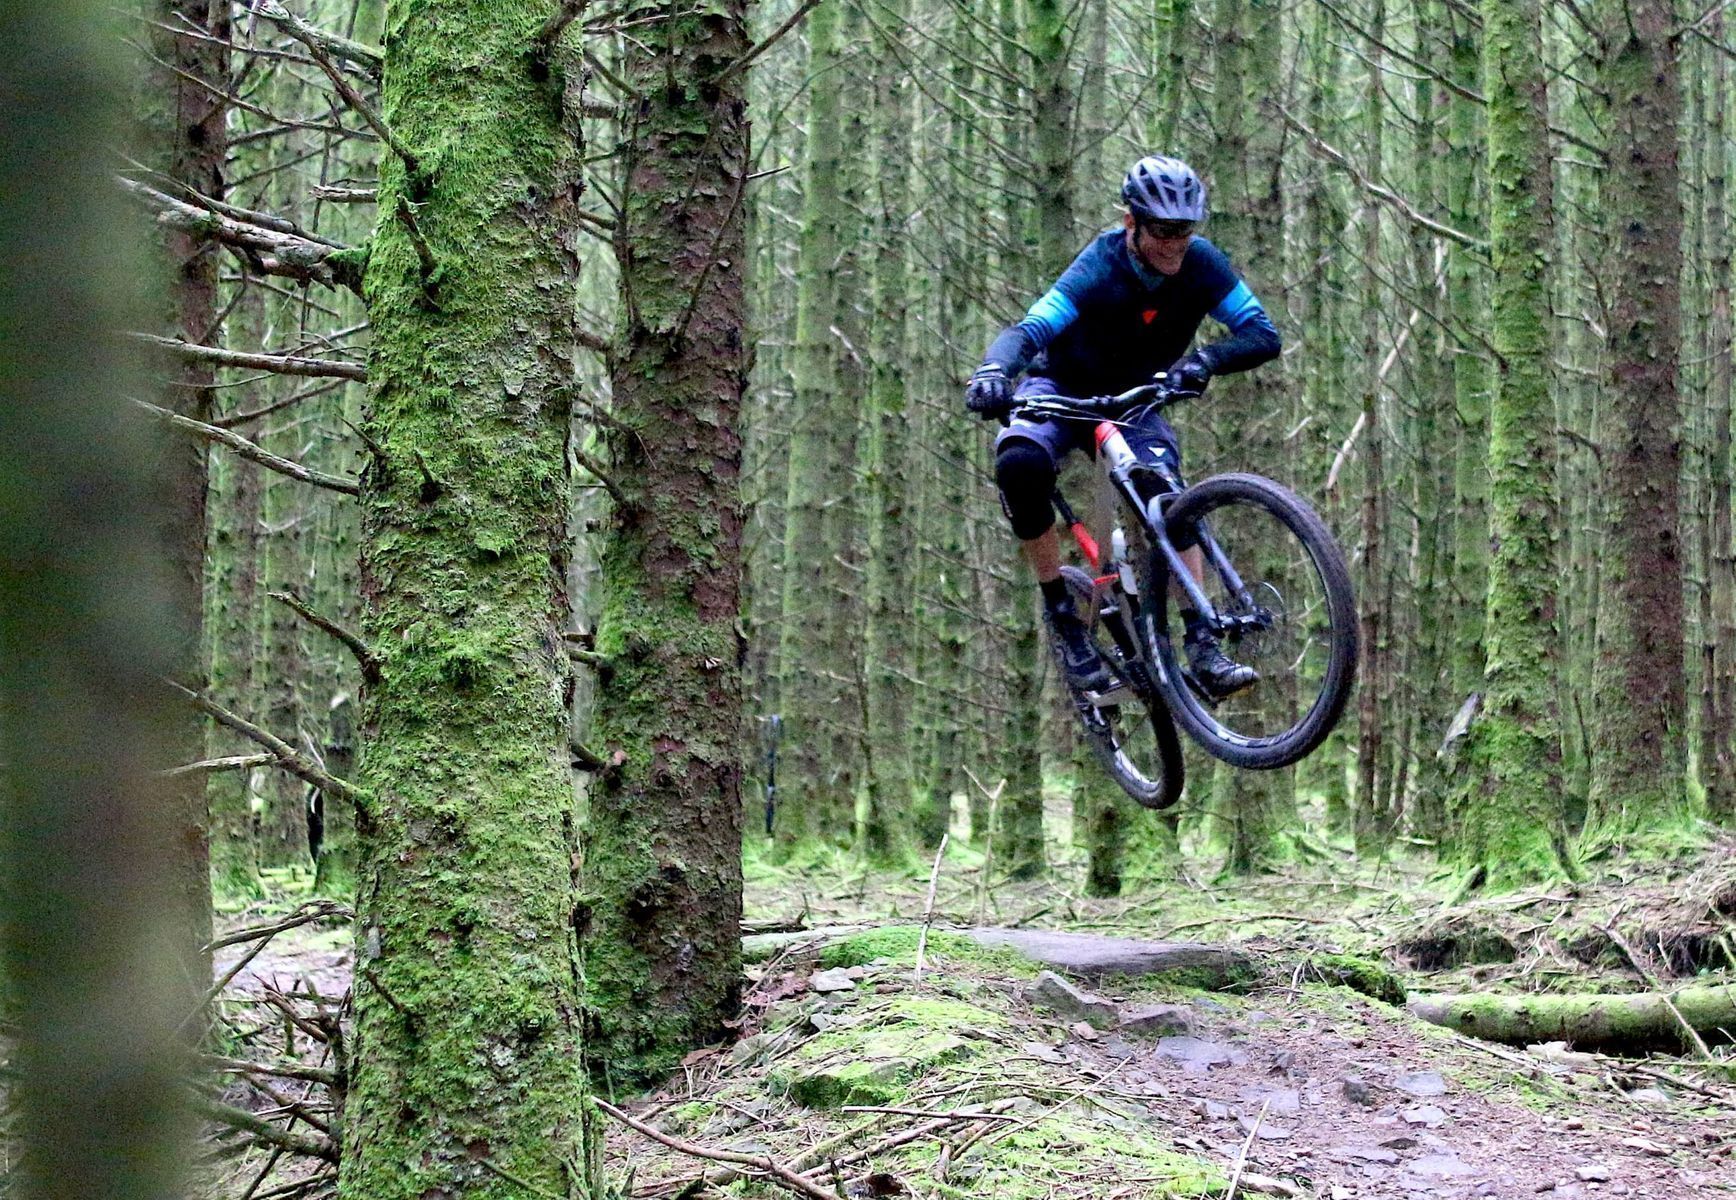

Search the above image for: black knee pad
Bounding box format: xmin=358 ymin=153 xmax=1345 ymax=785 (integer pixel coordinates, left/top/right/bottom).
xmin=995 ymin=439 xmax=1057 ymax=540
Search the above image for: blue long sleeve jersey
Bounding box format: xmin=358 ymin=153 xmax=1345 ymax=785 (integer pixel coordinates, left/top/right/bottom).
xmin=982 ymin=228 xmax=1281 ymax=395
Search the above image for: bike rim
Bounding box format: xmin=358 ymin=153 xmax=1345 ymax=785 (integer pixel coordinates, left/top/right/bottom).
xmin=1061 ymin=569 xmax=1175 ymax=803
xmin=1159 ymin=493 xmax=1342 ymax=749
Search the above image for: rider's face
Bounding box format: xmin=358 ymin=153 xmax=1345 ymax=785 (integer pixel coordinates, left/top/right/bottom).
xmin=1125 ymin=212 xmax=1193 ymax=276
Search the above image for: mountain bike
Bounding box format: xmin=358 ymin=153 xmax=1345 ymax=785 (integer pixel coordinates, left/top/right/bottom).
xmin=1013 ymin=377 xmax=1359 ymax=809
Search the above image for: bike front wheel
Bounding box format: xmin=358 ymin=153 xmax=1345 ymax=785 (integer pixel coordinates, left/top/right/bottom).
xmin=1058 ymin=566 xmax=1185 ymax=809
xmin=1144 ymin=473 xmax=1358 ymax=770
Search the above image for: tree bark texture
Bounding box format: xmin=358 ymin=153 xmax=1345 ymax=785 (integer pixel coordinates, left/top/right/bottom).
xmin=1587 ymin=0 xmax=1688 ymax=844
xmin=860 ymin=0 xmax=917 ymax=863
xmin=1453 ymin=0 xmax=1570 ymax=889
xmin=340 ymin=1 xmax=596 ymax=1195
xmin=147 ymin=0 xmax=231 ymax=997
xmin=583 ymin=0 xmax=750 ymax=1084
xmin=774 ymin=0 xmax=847 ymax=848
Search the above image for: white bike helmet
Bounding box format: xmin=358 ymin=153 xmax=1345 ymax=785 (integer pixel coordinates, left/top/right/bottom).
xmin=1122 ymin=155 xmax=1207 ymax=224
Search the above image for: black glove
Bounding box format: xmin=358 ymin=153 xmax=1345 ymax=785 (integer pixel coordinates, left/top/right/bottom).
xmin=965 ymin=363 xmax=1014 ymax=418
xmin=1162 ymin=350 xmax=1214 ymax=398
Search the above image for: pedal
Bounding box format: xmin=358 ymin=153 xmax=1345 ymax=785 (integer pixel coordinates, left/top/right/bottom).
xmin=1085 ymin=682 xmax=1133 ymax=708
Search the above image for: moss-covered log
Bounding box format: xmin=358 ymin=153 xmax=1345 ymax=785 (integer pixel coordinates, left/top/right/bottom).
xmin=581 ymin=0 xmax=749 ymax=1084
xmin=339 ymin=1 xmax=594 ymax=1196
xmin=1408 ymin=987 xmax=1736 ymax=1054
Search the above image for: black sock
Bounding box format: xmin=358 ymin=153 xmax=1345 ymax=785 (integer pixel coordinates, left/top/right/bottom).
xmin=1039 ymin=577 xmax=1070 ymax=609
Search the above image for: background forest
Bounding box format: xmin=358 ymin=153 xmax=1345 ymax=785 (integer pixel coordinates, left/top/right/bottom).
xmin=7 ymin=0 xmax=1736 ymax=1193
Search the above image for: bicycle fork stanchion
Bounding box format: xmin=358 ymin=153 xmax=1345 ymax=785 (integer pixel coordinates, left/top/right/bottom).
xmin=1091 ymin=420 xmax=1221 ymax=627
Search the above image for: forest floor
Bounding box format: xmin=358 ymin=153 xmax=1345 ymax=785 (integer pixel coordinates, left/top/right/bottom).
xmin=212 ymin=818 xmax=1736 ymax=1199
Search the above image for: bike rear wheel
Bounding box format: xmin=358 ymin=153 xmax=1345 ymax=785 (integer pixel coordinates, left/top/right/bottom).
xmin=1057 ymin=566 xmax=1185 ymax=809
xmin=1143 ymin=473 xmax=1358 ymax=770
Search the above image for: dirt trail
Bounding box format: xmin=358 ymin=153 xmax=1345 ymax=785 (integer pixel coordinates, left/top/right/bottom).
xmin=218 ymin=915 xmax=1736 ymax=1197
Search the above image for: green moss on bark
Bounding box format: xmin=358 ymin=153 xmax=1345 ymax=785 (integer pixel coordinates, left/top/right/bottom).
xmin=339 ymin=1 xmax=595 ymax=1196
xmin=578 ymin=0 xmax=749 ymax=1088
xmin=1450 ymin=0 xmax=1570 ymax=893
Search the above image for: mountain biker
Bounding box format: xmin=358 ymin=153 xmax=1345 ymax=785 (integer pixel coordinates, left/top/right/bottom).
xmin=965 ymin=154 xmax=1282 ymax=699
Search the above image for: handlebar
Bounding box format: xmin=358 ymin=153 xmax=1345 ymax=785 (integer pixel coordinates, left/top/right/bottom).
xmin=1000 ymin=373 xmax=1202 ymax=425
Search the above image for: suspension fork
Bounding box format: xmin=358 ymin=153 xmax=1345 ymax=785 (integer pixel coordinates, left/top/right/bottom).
xmin=1089 ymin=420 xmax=1224 ymax=626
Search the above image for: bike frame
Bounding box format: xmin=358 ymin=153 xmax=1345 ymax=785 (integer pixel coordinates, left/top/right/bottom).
xmin=1054 ymin=413 xmax=1257 ymax=640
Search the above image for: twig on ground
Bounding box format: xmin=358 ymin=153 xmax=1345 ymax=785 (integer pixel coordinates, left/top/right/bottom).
xmin=1225 ymin=1098 xmax=1269 ymax=1200
xmin=1601 ymin=923 xmax=1718 ymax=1062
xmin=839 ymin=1105 xmax=1018 ymax=1122
xmin=596 ymin=1098 xmax=846 ymax=1200
xmin=915 ymin=833 xmax=949 ymax=983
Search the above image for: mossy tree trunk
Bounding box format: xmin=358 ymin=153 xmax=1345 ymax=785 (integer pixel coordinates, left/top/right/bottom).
xmin=1706 ymin=12 xmax=1736 ymax=823
xmin=582 ymin=0 xmax=749 ymax=1085
xmin=1452 ymin=0 xmax=1570 ymax=890
xmin=1445 ymin=9 xmax=1490 ymax=707
xmin=1585 ymin=0 xmax=1688 ymax=846
xmin=1352 ymin=0 xmax=1389 ymax=852
xmin=775 ymin=0 xmax=846 ymax=850
xmin=1208 ymin=0 xmax=1295 ymax=872
xmin=991 ymin=0 xmax=1074 ymax=880
xmin=340 ymin=2 xmax=596 ymax=1195
xmin=860 ymin=0 xmax=916 ymax=864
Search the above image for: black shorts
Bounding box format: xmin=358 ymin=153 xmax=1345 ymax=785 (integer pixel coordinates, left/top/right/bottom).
xmin=993 ymin=374 xmax=1182 ymax=475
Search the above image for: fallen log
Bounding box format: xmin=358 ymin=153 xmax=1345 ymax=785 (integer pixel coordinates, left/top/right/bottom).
xmin=741 ymin=923 xmax=1252 ymax=987
xmin=1407 ymin=986 xmax=1736 ymax=1054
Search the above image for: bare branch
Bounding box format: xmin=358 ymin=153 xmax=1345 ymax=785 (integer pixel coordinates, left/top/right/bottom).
xmin=190 ymin=1092 xmax=339 ymax=1163
xmin=594 ymin=1098 xmax=847 ymax=1200
xmin=214 ymin=379 xmax=346 ymax=429
xmin=1282 ymin=111 xmax=1488 ymax=252
xmin=120 ymin=177 xmax=362 ymax=293
xmin=204 ymin=900 xmax=352 ymax=953
xmin=714 ymin=0 xmax=825 ymax=85
xmin=158 ymin=753 xmax=275 ymax=778
xmin=134 ymin=333 xmax=368 ymax=380
xmin=167 ymin=680 xmax=363 ymax=805
xmin=255 ymin=0 xmax=418 ymax=178
xmin=250 ymin=0 xmax=382 ymax=78
xmin=311 ymin=184 xmax=376 ymax=203
xmin=269 ymin=590 xmax=381 ymax=683
xmin=395 ymin=197 xmax=442 ymax=302
xmin=204 ymin=1055 xmax=340 ymax=1089
xmin=133 ymin=399 xmax=361 ymax=495
xmin=533 ymin=0 xmax=587 ymax=59
xmin=571 ymin=445 xmax=625 ymax=505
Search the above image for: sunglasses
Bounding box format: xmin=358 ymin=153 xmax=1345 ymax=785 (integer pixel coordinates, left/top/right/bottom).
xmin=1140 ymin=218 xmax=1198 ymax=239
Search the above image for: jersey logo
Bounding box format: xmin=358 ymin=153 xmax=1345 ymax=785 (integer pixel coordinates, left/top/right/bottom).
xmin=1142 ymin=308 xmax=1158 ymax=325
